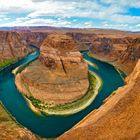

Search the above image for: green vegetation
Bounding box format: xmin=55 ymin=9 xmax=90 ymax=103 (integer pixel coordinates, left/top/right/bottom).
xmin=24 ymin=71 xmax=102 ymax=116
xmin=26 ymin=96 xmax=43 ymax=109
xmin=0 ymin=58 xmax=16 ymax=69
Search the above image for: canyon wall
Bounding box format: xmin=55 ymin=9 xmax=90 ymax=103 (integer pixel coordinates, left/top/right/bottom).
xmin=19 ymin=31 xmax=48 ymax=46
xmin=69 ymin=32 xmax=140 ymax=74
xmin=1 ymin=28 xmax=139 ymax=75
xmin=58 ymin=59 xmax=140 ymax=140
xmin=0 ymin=31 xmax=32 ymax=60
xmin=0 ymin=30 xmax=48 ymax=61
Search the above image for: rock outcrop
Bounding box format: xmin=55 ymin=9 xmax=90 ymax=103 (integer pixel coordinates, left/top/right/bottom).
xmin=0 ymin=31 xmax=32 ymax=60
xmin=15 ymin=33 xmax=89 ymax=105
xmin=58 ymin=59 xmax=140 ymax=140
xmin=69 ymin=32 xmax=140 ymax=74
xmin=89 ymin=37 xmax=140 ymax=74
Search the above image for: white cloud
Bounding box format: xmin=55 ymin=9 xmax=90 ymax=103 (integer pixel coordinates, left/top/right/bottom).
xmin=136 ymin=24 xmax=140 ymax=27
xmin=84 ymin=22 xmax=93 ymax=28
xmin=0 ymin=0 xmax=33 ymax=13
xmin=0 ymin=18 xmax=72 ymax=27
xmin=103 ymin=23 xmax=128 ymax=27
xmin=0 ymin=0 xmax=139 ymax=30
xmin=101 ymin=23 xmax=140 ymax=31
xmin=100 ymin=0 xmax=140 ymax=8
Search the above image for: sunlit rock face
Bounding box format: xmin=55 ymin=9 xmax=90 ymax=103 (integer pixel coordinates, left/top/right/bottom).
xmin=39 ymin=33 xmax=88 ymax=80
xmin=89 ymin=37 xmax=140 ymax=74
xmin=69 ymin=31 xmax=140 ymax=74
xmin=58 ymin=59 xmax=140 ymax=140
xmin=0 ymin=31 xmax=32 ymax=60
xmin=16 ymin=33 xmax=89 ymax=105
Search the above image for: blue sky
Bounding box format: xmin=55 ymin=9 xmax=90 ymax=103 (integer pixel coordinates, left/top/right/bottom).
xmin=0 ymin=0 xmax=140 ymax=31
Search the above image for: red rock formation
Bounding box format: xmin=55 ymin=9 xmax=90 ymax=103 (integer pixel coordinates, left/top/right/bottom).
xmin=68 ymin=32 xmax=140 ymax=74
xmin=0 ymin=30 xmax=48 ymax=62
xmin=1 ymin=28 xmax=138 ymax=75
xmin=19 ymin=31 xmax=48 ymax=46
xmin=15 ymin=33 xmax=89 ymax=105
xmin=0 ymin=31 xmax=32 ymax=60
xmin=58 ymin=59 xmax=140 ymax=140
xmin=89 ymin=37 xmax=140 ymax=74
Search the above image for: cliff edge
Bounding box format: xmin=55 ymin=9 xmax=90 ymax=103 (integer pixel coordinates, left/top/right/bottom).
xmin=58 ymin=59 xmax=140 ymax=140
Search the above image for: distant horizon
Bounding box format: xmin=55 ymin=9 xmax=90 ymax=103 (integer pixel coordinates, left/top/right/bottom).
xmin=0 ymin=0 xmax=140 ymax=32
xmin=0 ymin=26 xmax=139 ymax=32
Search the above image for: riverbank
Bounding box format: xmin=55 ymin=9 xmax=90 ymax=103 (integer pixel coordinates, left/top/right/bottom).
xmin=88 ymin=53 xmax=126 ymax=80
xmin=16 ymin=69 xmax=102 ymax=116
xmin=0 ymin=58 xmax=17 ymax=70
xmin=84 ymin=59 xmax=99 ymax=69
xmin=41 ymin=71 xmax=102 ymax=116
xmin=0 ymin=102 xmax=42 ymax=139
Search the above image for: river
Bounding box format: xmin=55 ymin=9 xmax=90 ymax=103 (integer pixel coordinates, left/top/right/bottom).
xmin=0 ymin=48 xmax=124 ymax=138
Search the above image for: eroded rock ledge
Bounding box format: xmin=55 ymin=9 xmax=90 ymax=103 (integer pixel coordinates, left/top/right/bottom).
xmin=15 ymin=33 xmax=89 ymax=106
xmin=58 ymin=59 xmax=140 ymax=140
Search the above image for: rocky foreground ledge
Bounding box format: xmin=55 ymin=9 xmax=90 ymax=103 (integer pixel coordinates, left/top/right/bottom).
xmin=14 ymin=33 xmax=101 ymax=115
xmin=58 ymin=59 xmax=140 ymax=140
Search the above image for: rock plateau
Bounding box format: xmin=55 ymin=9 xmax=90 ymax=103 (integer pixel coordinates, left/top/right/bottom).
xmin=15 ymin=33 xmax=89 ymax=105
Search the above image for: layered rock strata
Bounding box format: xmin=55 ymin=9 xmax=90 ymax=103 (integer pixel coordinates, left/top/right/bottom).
xmin=69 ymin=32 xmax=140 ymax=74
xmin=58 ymin=59 xmax=140 ymax=140
xmin=15 ymin=33 xmax=89 ymax=105
xmin=1 ymin=28 xmax=139 ymax=75
xmin=0 ymin=31 xmax=32 ymax=60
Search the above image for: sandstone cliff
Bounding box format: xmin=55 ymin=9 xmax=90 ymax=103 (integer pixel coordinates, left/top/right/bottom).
xmin=2 ymin=28 xmax=139 ymax=75
xmin=19 ymin=31 xmax=48 ymax=46
xmin=0 ymin=31 xmax=32 ymax=60
xmin=58 ymin=59 xmax=140 ymax=140
xmin=89 ymin=37 xmax=140 ymax=74
xmin=69 ymin=32 xmax=140 ymax=74
xmin=15 ymin=33 xmax=89 ymax=105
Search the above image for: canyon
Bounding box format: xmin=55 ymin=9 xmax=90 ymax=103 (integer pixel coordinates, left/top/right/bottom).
xmin=1 ymin=28 xmax=140 ymax=74
xmin=15 ymin=33 xmax=89 ymax=114
xmin=0 ymin=27 xmax=140 ymax=139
